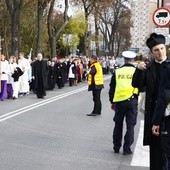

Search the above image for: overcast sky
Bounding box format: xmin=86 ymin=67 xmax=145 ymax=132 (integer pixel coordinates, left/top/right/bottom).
xmin=55 ymin=0 xmax=78 ymax=16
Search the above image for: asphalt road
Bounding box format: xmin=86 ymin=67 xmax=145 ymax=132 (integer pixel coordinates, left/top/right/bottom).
xmin=0 ymin=76 xmax=149 ymax=170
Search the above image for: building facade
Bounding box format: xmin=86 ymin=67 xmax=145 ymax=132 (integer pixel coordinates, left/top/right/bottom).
xmin=130 ymin=0 xmax=158 ymax=55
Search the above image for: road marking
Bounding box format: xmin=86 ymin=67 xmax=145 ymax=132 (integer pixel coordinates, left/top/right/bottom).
xmin=1 ymin=76 xmax=149 ymax=169
xmin=0 ymin=86 xmax=88 ymax=122
xmin=0 ymin=75 xmax=111 ymax=123
xmin=0 ymin=75 xmax=110 ymax=122
xmin=131 ymin=120 xmax=149 ymax=167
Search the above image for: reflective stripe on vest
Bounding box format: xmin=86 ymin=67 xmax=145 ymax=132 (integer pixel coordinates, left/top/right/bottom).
xmin=113 ymin=66 xmax=138 ymax=102
xmin=88 ymin=62 xmax=104 ymax=86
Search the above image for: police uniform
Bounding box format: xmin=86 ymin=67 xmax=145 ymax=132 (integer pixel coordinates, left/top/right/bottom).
xmin=87 ymin=58 xmax=104 ymax=116
xmin=109 ymin=51 xmax=138 ymax=155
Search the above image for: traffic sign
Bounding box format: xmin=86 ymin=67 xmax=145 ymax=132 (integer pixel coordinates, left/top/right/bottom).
xmin=152 ymin=7 xmax=170 ymax=27
xmin=154 ymin=27 xmax=169 ymax=37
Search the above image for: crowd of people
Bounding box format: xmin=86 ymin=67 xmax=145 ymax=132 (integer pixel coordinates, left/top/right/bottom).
xmin=1 ymin=32 xmax=169 ymax=170
xmin=132 ymin=33 xmax=170 ymax=170
xmin=0 ymin=52 xmax=115 ymax=101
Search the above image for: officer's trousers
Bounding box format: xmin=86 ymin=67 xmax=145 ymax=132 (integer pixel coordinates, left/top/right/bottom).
xmin=92 ymin=89 xmax=102 ymax=114
xmin=113 ymin=97 xmax=138 ymax=152
xmin=161 ymin=116 xmax=170 ymax=170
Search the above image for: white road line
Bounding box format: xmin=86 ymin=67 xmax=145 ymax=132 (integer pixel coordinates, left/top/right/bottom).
xmin=0 ymin=75 xmax=110 ymax=122
xmin=0 ymin=75 xmax=111 ymax=123
xmin=131 ymin=120 xmax=149 ymax=167
xmin=0 ymin=86 xmax=88 ymax=123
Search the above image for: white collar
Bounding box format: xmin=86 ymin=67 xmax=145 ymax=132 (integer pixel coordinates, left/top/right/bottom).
xmin=155 ymin=56 xmax=167 ymax=64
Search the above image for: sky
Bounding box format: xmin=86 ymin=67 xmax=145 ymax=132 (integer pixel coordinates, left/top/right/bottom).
xmin=55 ymin=0 xmax=78 ymax=16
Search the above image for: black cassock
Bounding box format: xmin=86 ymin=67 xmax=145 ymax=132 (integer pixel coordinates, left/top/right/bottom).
xmin=32 ymin=60 xmax=48 ymax=98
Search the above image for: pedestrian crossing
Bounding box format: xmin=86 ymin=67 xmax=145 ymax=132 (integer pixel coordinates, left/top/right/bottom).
xmin=131 ymin=120 xmax=149 ymax=167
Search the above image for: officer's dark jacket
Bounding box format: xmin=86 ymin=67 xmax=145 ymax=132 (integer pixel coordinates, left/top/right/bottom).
xmin=132 ymin=60 xmax=168 ymax=145
xmin=152 ymin=62 xmax=170 ymax=126
xmin=109 ymin=63 xmax=136 ymax=104
xmin=88 ymin=61 xmax=104 ymax=91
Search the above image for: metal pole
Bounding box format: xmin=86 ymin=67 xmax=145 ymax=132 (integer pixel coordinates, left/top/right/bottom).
xmin=157 ymin=0 xmax=163 ymax=7
xmin=161 ymin=0 xmax=164 ymax=7
xmin=157 ymin=0 xmax=159 ymax=8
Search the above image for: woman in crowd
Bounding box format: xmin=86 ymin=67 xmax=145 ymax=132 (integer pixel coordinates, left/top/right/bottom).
xmin=0 ymin=54 xmax=9 ymax=101
xmin=11 ymin=56 xmax=23 ymax=99
xmin=7 ymin=56 xmax=14 ymax=99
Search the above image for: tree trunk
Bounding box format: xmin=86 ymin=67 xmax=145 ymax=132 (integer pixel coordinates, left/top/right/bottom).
xmin=47 ymin=0 xmax=56 ymax=58
xmin=47 ymin=0 xmax=69 ymax=58
xmin=4 ymin=25 xmax=9 ymax=58
xmin=84 ymin=32 xmax=89 ymax=56
xmin=5 ymin=0 xmax=23 ymax=57
xmin=36 ymin=4 xmax=44 ymax=55
xmin=11 ymin=13 xmax=19 ymax=56
xmin=48 ymin=35 xmax=56 ymax=58
xmin=84 ymin=12 xmax=89 ymax=56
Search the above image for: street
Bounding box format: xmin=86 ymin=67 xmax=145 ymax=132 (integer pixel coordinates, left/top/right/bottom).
xmin=0 ymin=76 xmax=149 ymax=170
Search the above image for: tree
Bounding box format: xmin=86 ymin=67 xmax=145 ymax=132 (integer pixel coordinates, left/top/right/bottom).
xmin=5 ymin=0 xmax=23 ymax=56
xmin=70 ymin=0 xmax=94 ymax=56
xmin=97 ymin=0 xmax=132 ymax=56
xmin=47 ymin=0 xmax=69 ymax=58
xmin=60 ymin=13 xmax=87 ymax=57
xmin=115 ymin=10 xmax=132 ymax=57
xmin=36 ymin=0 xmax=51 ymax=55
xmin=20 ymin=0 xmax=37 ymax=55
xmin=0 ymin=1 xmax=10 ymax=58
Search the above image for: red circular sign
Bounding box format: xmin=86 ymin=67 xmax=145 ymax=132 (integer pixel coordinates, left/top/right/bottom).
xmin=152 ymin=7 xmax=170 ymax=27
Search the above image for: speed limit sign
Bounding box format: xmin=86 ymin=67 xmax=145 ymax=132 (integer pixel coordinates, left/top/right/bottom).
xmin=153 ymin=7 xmax=170 ymax=27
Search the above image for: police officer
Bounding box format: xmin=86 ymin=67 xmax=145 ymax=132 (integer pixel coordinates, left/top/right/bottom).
xmin=87 ymin=55 xmax=104 ymax=116
xmin=109 ymin=51 xmax=138 ymax=155
xmin=152 ymin=57 xmax=170 ymax=169
xmin=132 ymin=33 xmax=167 ymax=170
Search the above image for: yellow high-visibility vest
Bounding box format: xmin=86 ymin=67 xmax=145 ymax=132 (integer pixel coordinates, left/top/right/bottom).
xmin=113 ymin=66 xmax=138 ymax=102
xmin=88 ymin=62 xmax=104 ymax=86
